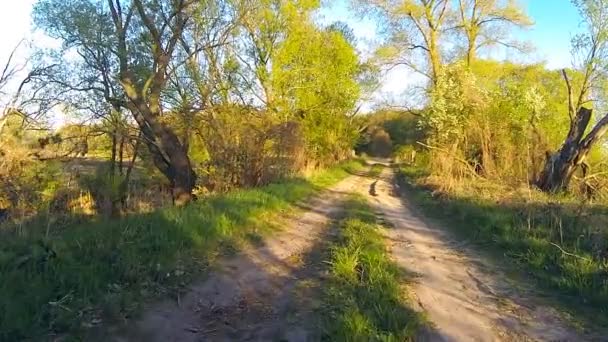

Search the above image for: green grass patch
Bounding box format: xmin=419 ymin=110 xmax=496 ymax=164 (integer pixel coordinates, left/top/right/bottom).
xmin=321 ymin=195 xmax=424 ymax=341
xmin=0 ymin=159 xmax=364 ymax=340
xmin=368 ymin=163 xmax=385 ymax=178
xmin=397 ymin=165 xmax=608 ymax=328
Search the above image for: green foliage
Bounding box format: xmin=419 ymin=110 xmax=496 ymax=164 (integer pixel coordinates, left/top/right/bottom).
xmin=273 ymin=24 xmax=361 ymax=163
xmin=0 ymin=115 xmax=63 ymax=220
xmin=321 ymin=195 xmax=424 ymax=341
xmin=418 ymin=60 xmax=587 ymax=182
xmin=356 ymin=109 xmax=424 ymax=159
xmin=0 ymin=160 xmax=364 ymax=340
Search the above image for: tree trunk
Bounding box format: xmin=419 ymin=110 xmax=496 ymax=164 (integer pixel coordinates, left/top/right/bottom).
xmin=108 ymin=0 xmax=196 ymax=205
xmin=125 ymin=98 xmax=196 ymax=206
xmin=118 ymin=135 xmax=125 ymax=175
xmin=537 ymin=107 xmax=608 ymax=192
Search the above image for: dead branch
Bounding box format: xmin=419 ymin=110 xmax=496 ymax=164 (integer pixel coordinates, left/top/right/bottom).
xmin=561 ymin=69 xmax=575 ymax=124
xmin=549 ymin=242 xmax=592 ymax=262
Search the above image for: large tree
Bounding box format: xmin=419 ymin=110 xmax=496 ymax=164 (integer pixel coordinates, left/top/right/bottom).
xmin=272 ymin=23 xmax=361 ymax=162
xmin=34 ymin=0 xmax=199 ymax=204
xmin=455 ymin=0 xmax=532 ymax=66
xmin=356 ymin=0 xmax=451 ymax=84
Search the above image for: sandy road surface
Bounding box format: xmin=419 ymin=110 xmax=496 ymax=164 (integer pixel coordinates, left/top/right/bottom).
xmin=109 ymin=165 xmax=593 ymax=341
xmin=363 ymin=167 xmax=591 ymax=342
xmin=111 ymin=172 xmax=369 ymax=341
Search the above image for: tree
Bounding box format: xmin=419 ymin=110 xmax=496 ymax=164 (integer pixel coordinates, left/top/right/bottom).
xmin=0 ymin=42 xmax=56 ymax=138
xmin=272 ymin=23 xmax=361 ymax=162
xmin=34 ymin=0 xmax=199 ymax=205
xmin=455 ymin=0 xmax=532 ymax=66
xmin=536 ymin=0 xmax=608 ymax=193
xmin=356 ymin=0 xmax=450 ymax=84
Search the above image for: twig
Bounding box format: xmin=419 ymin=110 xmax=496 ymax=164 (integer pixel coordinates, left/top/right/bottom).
xmin=549 ymin=242 xmax=592 ymax=262
xmin=416 ymin=141 xmax=483 ymax=179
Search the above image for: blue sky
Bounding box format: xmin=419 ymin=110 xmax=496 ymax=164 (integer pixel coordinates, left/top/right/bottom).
xmin=315 ymin=0 xmax=584 ymax=106
xmin=0 ymin=0 xmax=584 ymax=106
xmin=524 ymin=0 xmax=581 ymax=68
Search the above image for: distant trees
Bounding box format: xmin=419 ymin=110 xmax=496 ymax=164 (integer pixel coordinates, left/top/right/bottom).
xmin=356 ymin=0 xmax=450 ymax=84
xmin=0 ymin=42 xmax=61 ymax=221
xmin=355 ymin=0 xmax=532 ymax=84
xmin=455 ymin=0 xmax=532 ymax=66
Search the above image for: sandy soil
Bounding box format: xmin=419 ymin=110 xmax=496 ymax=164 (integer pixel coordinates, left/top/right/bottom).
xmin=110 ymin=174 xmax=365 ymax=342
xmin=108 ymin=165 xmax=596 ymax=342
xmin=363 ymin=167 xmax=593 ymax=342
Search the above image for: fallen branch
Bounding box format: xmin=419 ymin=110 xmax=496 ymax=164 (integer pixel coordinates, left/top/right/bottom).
xmin=549 ymin=242 xmax=592 ymax=262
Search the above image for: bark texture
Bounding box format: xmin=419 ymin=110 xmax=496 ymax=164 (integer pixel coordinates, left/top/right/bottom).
xmin=537 ymin=107 xmax=608 ymax=192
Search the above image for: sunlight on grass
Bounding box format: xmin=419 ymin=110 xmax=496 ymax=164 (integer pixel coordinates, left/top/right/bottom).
xmin=321 ymin=195 xmax=424 ymax=341
xmin=0 ymin=160 xmax=364 ymax=340
xmin=397 ymin=166 xmax=608 ymax=327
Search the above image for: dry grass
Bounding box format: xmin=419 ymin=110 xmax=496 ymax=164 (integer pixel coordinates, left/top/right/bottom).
xmin=398 ymin=165 xmax=608 ymax=328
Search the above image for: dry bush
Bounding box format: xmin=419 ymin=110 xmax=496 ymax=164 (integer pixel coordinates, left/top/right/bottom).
xmin=194 ymin=106 xmax=306 ymax=192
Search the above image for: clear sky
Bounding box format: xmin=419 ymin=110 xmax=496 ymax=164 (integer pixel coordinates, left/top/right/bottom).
xmin=0 ymin=0 xmax=585 ymax=107
xmin=0 ymin=0 xmax=36 ymax=64
xmin=315 ymin=0 xmax=584 ymax=106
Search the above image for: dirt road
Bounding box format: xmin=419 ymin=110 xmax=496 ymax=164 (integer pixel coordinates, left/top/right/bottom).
xmin=112 ymin=165 xmax=589 ymax=341
xmin=363 ymin=167 xmax=588 ymax=342
xmin=112 ymin=173 xmax=367 ymax=341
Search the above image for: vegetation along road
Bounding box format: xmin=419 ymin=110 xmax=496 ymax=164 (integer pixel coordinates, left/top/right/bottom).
xmin=102 ymin=162 xmax=598 ymax=341
xmin=3 ymin=0 xmax=608 ymax=340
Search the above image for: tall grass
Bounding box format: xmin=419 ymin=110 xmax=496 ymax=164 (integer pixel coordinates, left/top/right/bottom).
xmin=397 ymin=165 xmax=608 ymax=327
xmin=321 ymin=196 xmax=424 ymax=341
xmin=0 ymin=160 xmax=363 ymax=340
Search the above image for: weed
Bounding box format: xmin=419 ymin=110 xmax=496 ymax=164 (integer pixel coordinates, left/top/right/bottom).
xmin=0 ymin=160 xmax=364 ymax=340
xmin=321 ymin=195 xmax=424 ymax=341
xmin=368 ymin=163 xmax=385 ymax=178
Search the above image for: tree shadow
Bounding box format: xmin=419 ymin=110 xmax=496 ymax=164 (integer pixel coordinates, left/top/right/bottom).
xmin=395 ymin=170 xmax=608 ymax=335
xmin=100 ymin=195 xmax=349 ymax=341
xmin=0 ymin=174 xmax=336 ymax=340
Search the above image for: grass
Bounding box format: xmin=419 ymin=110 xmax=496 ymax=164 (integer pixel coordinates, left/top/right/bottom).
xmin=368 ymin=163 xmax=385 ymax=178
xmin=0 ymin=159 xmax=364 ymax=340
xmin=397 ymin=165 xmax=608 ymax=329
xmin=320 ymin=195 xmax=424 ymax=341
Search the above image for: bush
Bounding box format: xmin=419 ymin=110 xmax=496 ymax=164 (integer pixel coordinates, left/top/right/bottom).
xmin=191 ymin=106 xmax=307 ymax=192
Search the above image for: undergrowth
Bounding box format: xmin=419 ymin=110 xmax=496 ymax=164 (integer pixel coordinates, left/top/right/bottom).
xmin=0 ymin=159 xmax=364 ymax=340
xmin=397 ymin=165 xmax=608 ymax=328
xmin=368 ymin=163 xmax=385 ymax=178
xmin=321 ymin=195 xmax=424 ymax=341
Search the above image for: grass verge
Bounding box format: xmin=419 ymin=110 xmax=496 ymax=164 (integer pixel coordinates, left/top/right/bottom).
xmin=321 ymin=195 xmax=424 ymax=341
xmin=368 ymin=163 xmax=385 ymax=178
xmin=397 ymin=165 xmax=608 ymax=329
xmin=0 ymin=159 xmax=364 ymax=340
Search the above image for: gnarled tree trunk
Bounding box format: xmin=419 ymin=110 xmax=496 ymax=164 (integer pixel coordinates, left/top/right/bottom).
xmin=124 ymin=98 xmax=197 ymax=206
xmin=107 ymin=0 xmax=198 ymax=205
xmin=536 ymin=107 xmax=608 ymax=192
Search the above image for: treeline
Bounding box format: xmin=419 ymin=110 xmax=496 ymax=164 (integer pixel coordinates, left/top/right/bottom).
xmin=1 ymin=0 xmax=367 ymax=223
xmin=358 ymin=0 xmax=608 ymax=324
xmin=359 ymin=0 xmax=608 ymax=197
